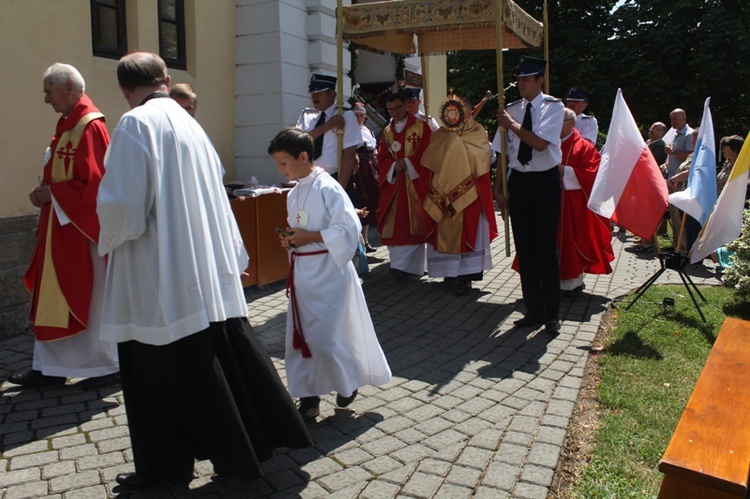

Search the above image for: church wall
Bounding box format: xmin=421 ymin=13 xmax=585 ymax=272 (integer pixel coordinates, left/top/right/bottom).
xmin=0 ymin=0 xmax=235 ymax=339
xmin=235 ymin=0 xmax=356 ymax=184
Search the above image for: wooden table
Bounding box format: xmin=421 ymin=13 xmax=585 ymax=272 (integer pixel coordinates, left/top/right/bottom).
xmin=230 ymin=191 xmax=290 ymax=287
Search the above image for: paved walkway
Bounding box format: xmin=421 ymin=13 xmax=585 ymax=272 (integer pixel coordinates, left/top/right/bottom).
xmin=0 ymin=215 xmax=723 ymax=498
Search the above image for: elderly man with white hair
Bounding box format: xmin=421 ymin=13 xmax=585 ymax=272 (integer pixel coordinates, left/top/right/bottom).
xmin=9 ymin=63 xmax=119 ymax=390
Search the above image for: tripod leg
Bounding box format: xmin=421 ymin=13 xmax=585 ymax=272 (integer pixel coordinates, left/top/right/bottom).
xmin=626 ymin=268 xmax=667 ymax=310
xmin=681 ymin=272 xmax=707 ymax=302
xmin=678 ymin=271 xmax=707 ymax=322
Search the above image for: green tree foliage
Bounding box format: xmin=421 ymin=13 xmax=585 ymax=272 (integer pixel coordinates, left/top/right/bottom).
xmin=723 ymin=208 xmax=750 ymax=299
xmin=610 ymin=0 xmax=750 ymax=140
xmin=447 ymin=0 xmax=750 ymax=142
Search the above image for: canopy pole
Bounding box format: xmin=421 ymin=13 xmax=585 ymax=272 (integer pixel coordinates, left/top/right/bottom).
xmin=494 ymin=0 xmax=510 ymax=256
xmin=336 ymin=0 xmax=344 ymax=160
xmin=543 ymin=0 xmax=550 ymax=93
xmin=421 ymin=53 xmax=431 ymax=119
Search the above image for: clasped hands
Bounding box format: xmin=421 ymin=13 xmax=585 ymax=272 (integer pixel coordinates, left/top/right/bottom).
xmin=29 ymin=184 xmax=51 ymax=208
xmin=279 ymin=227 xmax=313 ymax=250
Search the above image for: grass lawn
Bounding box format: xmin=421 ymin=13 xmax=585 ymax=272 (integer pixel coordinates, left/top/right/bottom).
xmin=568 ymin=283 xmax=750 ymax=498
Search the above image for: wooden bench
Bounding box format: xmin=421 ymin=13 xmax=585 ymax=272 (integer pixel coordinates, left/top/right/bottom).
xmin=658 ymin=317 xmax=750 ymax=498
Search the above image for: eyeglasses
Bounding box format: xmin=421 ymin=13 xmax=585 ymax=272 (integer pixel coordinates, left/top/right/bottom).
xmin=386 ymin=104 xmax=404 ymax=111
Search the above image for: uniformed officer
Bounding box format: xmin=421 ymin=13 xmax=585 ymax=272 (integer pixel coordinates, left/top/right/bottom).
xmin=403 ymin=87 xmax=440 ymax=132
xmin=565 ymin=86 xmax=598 ymax=145
xmin=492 ymin=55 xmax=565 ymax=333
xmin=296 ymin=74 xmax=362 ymax=190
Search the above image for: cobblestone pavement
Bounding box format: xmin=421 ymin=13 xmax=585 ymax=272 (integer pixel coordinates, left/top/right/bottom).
xmin=0 ymin=215 xmax=723 ymax=498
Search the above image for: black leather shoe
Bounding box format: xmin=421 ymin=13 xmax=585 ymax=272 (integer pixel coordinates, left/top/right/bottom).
xmin=336 ymin=390 xmax=358 ymax=408
xmin=80 ymin=373 xmax=120 ymax=391
xmin=544 ymin=318 xmax=561 ymax=334
xmin=298 ymin=396 xmax=321 ymax=420
xmin=8 ymin=369 xmax=66 ymax=387
xmin=116 ymin=473 xmax=158 ymax=488
xmin=513 ymin=313 xmax=544 ymax=327
xmin=454 ymin=281 xmax=472 ymax=296
xmin=389 ymin=268 xmax=421 ymax=281
xmin=115 ymin=472 xmax=192 ymax=488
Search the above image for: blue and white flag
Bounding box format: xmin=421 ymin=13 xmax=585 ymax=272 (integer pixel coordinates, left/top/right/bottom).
xmin=668 ymin=97 xmax=717 ymax=225
xmin=690 ymin=131 xmax=750 ymax=263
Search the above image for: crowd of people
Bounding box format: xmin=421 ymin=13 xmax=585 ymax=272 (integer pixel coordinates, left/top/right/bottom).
xmin=633 ymin=108 xmax=748 ymax=259
xmin=13 ymin=50 xmax=746 ymax=489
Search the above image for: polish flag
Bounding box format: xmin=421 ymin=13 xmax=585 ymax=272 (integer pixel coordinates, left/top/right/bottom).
xmin=588 ymin=89 xmax=669 ymax=240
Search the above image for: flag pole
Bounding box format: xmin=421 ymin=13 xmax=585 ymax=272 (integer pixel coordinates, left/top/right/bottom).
xmin=676 ymin=211 xmax=687 ymax=254
xmin=494 ymin=0 xmax=510 ymax=256
xmin=336 ymin=0 xmax=344 ymax=161
xmin=421 ymin=53 xmax=431 ymax=119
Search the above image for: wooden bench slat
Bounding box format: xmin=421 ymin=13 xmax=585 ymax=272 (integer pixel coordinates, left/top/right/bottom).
xmin=659 ymin=318 xmax=750 ymax=496
xmin=658 ymin=474 xmax=741 ymax=499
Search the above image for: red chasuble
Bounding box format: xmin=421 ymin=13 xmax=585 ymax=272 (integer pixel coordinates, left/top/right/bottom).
xmin=558 ymin=129 xmax=614 ymax=279
xmin=421 ymin=120 xmax=499 ymax=254
xmin=376 ymin=114 xmax=432 ymax=246
xmin=24 ymin=94 xmax=109 ymax=341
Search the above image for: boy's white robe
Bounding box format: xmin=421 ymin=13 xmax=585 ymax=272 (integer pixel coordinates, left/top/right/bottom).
xmin=286 ymin=167 xmax=391 ymax=398
xmin=96 ymin=98 xmax=249 ymax=345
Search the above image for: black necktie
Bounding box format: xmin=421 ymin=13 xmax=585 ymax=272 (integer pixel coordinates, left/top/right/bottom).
xmin=517 ymin=103 xmax=533 ymax=165
xmin=313 ymin=111 xmax=326 ymax=160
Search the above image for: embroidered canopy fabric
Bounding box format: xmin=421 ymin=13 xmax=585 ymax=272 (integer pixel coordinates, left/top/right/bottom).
xmin=341 ymin=0 xmax=543 ymax=55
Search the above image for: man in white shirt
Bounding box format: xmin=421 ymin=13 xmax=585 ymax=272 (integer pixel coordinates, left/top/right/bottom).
xmin=492 ymin=56 xmax=565 ymax=333
xmin=296 ymin=74 xmax=363 ymax=191
xmin=97 ymin=52 xmax=310 ymax=489
xmin=664 ymin=108 xmax=695 ymax=252
xmin=566 ymin=87 xmax=598 ymax=146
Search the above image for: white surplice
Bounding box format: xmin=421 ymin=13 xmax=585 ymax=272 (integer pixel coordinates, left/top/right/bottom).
xmin=96 ymin=97 xmax=248 ymax=346
xmin=426 ymin=213 xmax=493 ymax=278
xmin=285 ymin=167 xmax=391 ymax=398
xmin=33 ymin=242 xmax=119 ymax=377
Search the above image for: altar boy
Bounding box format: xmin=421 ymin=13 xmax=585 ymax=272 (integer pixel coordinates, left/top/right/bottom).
xmin=269 ymin=128 xmax=392 ymax=419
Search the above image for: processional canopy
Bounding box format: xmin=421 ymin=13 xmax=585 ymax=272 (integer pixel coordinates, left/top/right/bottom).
xmin=340 ymin=0 xmax=543 ymax=55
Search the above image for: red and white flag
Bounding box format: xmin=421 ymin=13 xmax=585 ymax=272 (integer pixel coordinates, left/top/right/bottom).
xmin=588 ymin=89 xmax=669 ymax=240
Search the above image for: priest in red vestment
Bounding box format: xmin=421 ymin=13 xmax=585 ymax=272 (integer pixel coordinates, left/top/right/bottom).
xmin=376 ymin=93 xmax=432 ymax=280
xmin=558 ymin=108 xmax=614 ymax=293
xmin=421 ymin=95 xmax=498 ymax=295
xmin=8 ymin=63 xmax=118 ymax=388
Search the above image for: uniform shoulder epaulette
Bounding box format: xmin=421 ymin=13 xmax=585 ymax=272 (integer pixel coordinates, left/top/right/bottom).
xmin=505 ymin=99 xmax=523 ymax=108
xmin=543 ymin=96 xmax=562 ymax=102
xmin=302 ymin=108 xmax=319 ymax=115
xmin=580 ymin=114 xmax=596 ymax=120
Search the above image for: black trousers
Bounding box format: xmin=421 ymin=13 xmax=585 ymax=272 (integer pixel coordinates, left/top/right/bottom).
xmin=118 ymin=318 xmax=311 ymax=481
xmin=508 ymin=167 xmax=561 ymax=320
